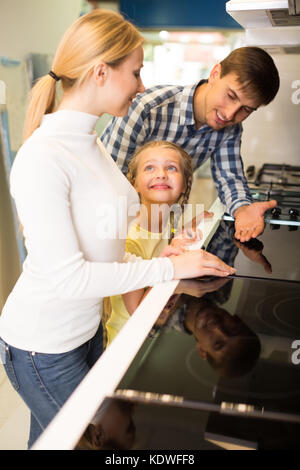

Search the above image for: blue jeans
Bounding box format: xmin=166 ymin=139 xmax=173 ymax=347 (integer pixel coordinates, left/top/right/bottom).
xmin=0 ymin=323 xmax=103 ymax=449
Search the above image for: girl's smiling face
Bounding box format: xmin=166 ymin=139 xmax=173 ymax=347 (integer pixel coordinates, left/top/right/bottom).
xmin=134 ymin=147 xmax=186 ymax=206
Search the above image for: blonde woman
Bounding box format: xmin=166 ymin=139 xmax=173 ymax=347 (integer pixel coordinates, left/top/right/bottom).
xmin=0 ymin=10 xmax=234 ymax=448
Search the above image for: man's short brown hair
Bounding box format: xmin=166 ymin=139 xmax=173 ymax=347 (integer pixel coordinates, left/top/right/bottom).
xmin=220 ymin=46 xmax=280 ymax=106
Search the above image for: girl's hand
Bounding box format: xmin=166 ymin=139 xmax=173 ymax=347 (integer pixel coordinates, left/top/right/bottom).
xmin=159 ymin=245 xmax=185 ymax=257
xmin=170 ymin=249 xmax=236 ymax=280
xmin=172 ymin=219 xmax=205 ymax=249
xmin=202 ymin=210 xmax=214 ymax=220
xmin=175 ymin=211 xmax=213 ymax=243
xmin=160 ymin=231 xmax=202 ymax=256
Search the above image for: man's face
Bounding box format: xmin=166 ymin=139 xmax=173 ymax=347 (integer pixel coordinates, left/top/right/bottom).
xmin=187 ymin=300 xmax=250 ymax=363
xmin=194 ymin=64 xmax=261 ymax=130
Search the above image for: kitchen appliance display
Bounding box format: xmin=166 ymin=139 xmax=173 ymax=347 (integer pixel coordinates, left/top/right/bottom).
xmin=81 ymin=213 xmax=300 ymax=450
xmin=224 ymin=163 xmax=300 ymax=228
xmin=71 ymin=163 xmax=300 ymax=450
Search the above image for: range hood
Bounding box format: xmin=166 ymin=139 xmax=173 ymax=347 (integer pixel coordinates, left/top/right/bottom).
xmin=226 ymin=0 xmax=300 ymax=52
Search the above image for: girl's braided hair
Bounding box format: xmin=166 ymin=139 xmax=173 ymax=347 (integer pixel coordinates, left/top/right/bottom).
xmin=127 ymin=141 xmax=193 ymax=243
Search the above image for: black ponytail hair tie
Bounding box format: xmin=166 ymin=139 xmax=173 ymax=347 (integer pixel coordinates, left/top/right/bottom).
xmin=48 ymin=70 xmax=61 ymax=82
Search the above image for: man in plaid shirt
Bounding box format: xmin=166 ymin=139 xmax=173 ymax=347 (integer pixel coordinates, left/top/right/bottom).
xmin=101 ymin=47 xmax=280 ymax=242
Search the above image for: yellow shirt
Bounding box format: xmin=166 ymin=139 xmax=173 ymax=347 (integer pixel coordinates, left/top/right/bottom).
xmin=106 ymin=223 xmax=168 ymax=344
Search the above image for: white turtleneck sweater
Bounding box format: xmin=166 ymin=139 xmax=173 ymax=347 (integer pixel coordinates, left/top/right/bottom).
xmin=0 ymin=110 xmax=174 ymax=353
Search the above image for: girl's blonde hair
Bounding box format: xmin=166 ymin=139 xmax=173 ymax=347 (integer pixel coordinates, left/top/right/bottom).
xmin=23 ymin=9 xmax=143 ymax=141
xmin=127 ymin=141 xmax=193 ymax=242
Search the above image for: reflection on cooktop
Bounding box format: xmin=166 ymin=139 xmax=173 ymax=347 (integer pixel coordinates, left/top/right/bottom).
xmin=75 ymin=394 xmax=300 ymax=451
xmin=205 ymin=219 xmax=300 ymax=282
xmin=75 ymin=397 xmax=222 ymax=451
xmin=255 ymin=293 xmax=300 ymax=336
xmin=78 ymin=218 xmax=300 ymax=451
xmin=115 ymin=274 xmax=300 ymax=446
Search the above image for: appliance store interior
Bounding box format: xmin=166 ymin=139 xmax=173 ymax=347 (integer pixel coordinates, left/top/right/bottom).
xmin=0 ymin=0 xmax=300 ymax=451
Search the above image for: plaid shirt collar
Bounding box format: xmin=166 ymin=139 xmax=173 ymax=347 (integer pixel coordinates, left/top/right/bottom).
xmin=179 ymin=80 xmax=207 ymax=128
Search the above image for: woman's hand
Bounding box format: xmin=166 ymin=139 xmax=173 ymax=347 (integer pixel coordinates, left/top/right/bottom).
xmin=170 ymin=249 xmax=236 ymax=280
xmin=159 ymin=245 xmax=185 ymax=257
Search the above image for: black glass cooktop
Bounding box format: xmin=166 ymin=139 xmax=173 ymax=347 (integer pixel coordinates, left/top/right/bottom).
xmin=116 ymin=276 xmax=300 ymax=402
xmin=204 ymin=219 xmax=300 ymax=283
xmin=76 ymin=220 xmax=300 ymax=451
xmin=77 ymin=273 xmax=300 ymax=450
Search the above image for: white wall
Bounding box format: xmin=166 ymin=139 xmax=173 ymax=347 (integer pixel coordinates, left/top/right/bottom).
xmin=0 ymin=0 xmax=82 ymax=60
xmin=241 ymin=53 xmax=300 ymax=168
xmin=0 ymin=0 xmax=82 ymax=310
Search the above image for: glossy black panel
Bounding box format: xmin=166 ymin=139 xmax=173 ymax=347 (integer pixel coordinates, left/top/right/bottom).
xmin=118 ymin=276 xmax=300 ymax=405
xmin=78 ymin=218 xmax=300 ymax=450
xmin=112 ymin=273 xmax=300 ymax=449
xmin=205 ymin=219 xmax=300 ymax=282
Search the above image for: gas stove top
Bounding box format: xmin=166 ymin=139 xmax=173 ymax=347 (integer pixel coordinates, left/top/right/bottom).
xmin=251 ymin=163 xmax=300 ymax=188
xmin=225 ymin=163 xmax=300 ymax=228
xmin=249 ymin=163 xmax=300 ymax=228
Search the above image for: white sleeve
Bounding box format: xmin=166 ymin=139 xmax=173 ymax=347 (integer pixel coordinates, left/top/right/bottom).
xmin=10 ymin=143 xmax=174 ymax=300
xmin=123 ymin=252 xmax=143 ymax=263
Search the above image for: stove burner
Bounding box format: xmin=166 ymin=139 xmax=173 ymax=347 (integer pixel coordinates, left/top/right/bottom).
xmin=185 ymin=344 xmax=300 ymax=401
xmin=253 ymin=164 xmax=300 ymax=188
xmin=273 ymin=297 xmax=300 ymax=332
xmin=255 ymin=294 xmax=300 ymax=336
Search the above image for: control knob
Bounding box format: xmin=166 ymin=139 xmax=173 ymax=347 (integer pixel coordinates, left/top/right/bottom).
xmin=271 ymin=207 xmax=281 ymax=219
xmin=289 ymin=208 xmax=299 ymax=220
xmin=270 ymin=207 xmax=281 ymax=230
xmin=288 ymin=208 xmax=299 ymax=231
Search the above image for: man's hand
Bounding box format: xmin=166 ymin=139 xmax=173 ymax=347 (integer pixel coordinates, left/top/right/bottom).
xmin=234 ymin=200 xmax=277 ymax=242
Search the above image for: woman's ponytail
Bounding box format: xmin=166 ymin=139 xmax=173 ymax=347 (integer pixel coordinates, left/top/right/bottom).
xmin=23 ymin=74 xmax=57 ymax=141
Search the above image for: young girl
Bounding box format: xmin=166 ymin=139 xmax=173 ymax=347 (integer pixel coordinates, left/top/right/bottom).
xmin=106 ymin=140 xmax=212 ymax=344
xmin=0 ymin=10 xmax=234 ymax=448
